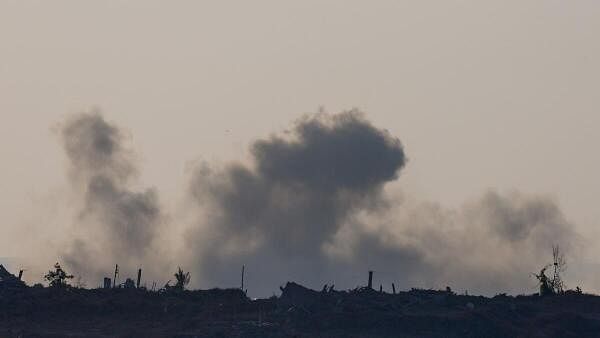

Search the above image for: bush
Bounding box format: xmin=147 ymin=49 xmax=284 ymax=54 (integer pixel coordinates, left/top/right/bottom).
xmin=44 ymin=262 xmax=74 ymax=288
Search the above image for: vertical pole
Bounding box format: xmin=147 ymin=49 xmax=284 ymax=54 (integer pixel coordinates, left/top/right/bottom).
xmin=392 ymin=283 xmax=396 ymax=294
xmin=379 ymin=284 xmax=383 ymax=293
xmin=137 ymin=269 xmax=142 ymax=288
xmin=113 ymin=264 xmax=119 ymax=288
xmin=18 ymin=270 xmax=23 ymax=280
xmin=368 ymin=271 xmax=373 ymax=289
xmin=241 ymin=265 xmax=245 ymax=290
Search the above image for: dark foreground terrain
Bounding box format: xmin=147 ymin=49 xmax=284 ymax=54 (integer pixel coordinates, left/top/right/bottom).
xmin=2 ymin=280 xmax=600 ymax=337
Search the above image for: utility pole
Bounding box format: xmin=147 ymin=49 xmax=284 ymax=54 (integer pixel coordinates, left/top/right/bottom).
xmin=137 ymin=268 xmax=142 ymax=288
xmin=241 ymin=265 xmax=245 ymax=290
xmin=113 ymin=264 xmax=119 ymax=288
xmin=368 ymin=270 xmax=373 ymax=289
xmin=392 ymin=283 xmax=396 ymax=294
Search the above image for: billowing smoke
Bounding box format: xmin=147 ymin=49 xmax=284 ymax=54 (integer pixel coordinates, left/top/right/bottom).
xmin=186 ymin=111 xmax=577 ymax=296
xmin=186 ymin=111 xmax=406 ymax=293
xmin=60 ymin=112 xmax=165 ymax=284
xmin=39 ymin=110 xmax=577 ymax=295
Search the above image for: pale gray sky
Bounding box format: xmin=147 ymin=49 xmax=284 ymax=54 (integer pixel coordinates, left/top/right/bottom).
xmin=1 ymin=1 xmax=599 ymax=288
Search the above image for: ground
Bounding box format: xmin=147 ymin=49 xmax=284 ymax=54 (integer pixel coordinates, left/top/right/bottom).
xmin=1 ymin=282 xmax=600 ymax=337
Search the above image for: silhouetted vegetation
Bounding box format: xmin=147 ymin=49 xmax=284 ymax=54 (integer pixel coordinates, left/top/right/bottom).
xmin=173 ymin=267 xmax=191 ymax=290
xmin=43 ymin=262 xmax=73 ymax=288
xmin=534 ymin=245 xmax=568 ymax=296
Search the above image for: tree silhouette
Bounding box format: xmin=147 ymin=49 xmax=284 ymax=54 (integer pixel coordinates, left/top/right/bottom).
xmin=534 ymin=245 xmax=567 ymax=296
xmin=550 ymin=245 xmax=566 ymax=294
xmin=44 ymin=262 xmax=74 ymax=288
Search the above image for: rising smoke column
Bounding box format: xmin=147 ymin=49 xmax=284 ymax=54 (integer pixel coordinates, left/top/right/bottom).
xmin=61 ymin=112 xmax=163 ymax=283
xmin=187 ymin=110 xmax=577 ymax=296
xmin=186 ymin=111 xmax=410 ymax=293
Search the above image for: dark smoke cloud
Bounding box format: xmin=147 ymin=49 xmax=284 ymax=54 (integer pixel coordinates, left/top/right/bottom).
xmin=186 ymin=111 xmax=406 ymax=293
xmin=186 ymin=111 xmax=577 ymax=296
xmin=60 ymin=112 xmax=163 ymax=282
xmin=62 ymin=113 xmax=136 ymax=183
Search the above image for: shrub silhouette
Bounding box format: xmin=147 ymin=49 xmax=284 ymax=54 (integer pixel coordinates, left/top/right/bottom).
xmin=174 ymin=267 xmax=191 ymax=290
xmin=534 ymin=266 xmax=554 ymax=296
xmin=44 ymin=262 xmax=74 ymax=288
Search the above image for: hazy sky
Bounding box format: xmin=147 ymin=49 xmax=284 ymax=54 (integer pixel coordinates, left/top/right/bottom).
xmin=1 ymin=1 xmax=600 ymax=290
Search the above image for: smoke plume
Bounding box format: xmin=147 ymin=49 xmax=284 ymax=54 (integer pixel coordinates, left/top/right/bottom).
xmin=60 ymin=112 xmax=164 ymax=284
xmin=41 ymin=110 xmax=577 ymax=295
xmin=186 ymin=111 xmax=577 ymax=296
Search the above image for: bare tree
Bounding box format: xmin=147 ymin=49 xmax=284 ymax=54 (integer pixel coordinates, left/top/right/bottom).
xmin=550 ymin=245 xmax=566 ymax=294
xmin=534 ymin=245 xmax=567 ymax=296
